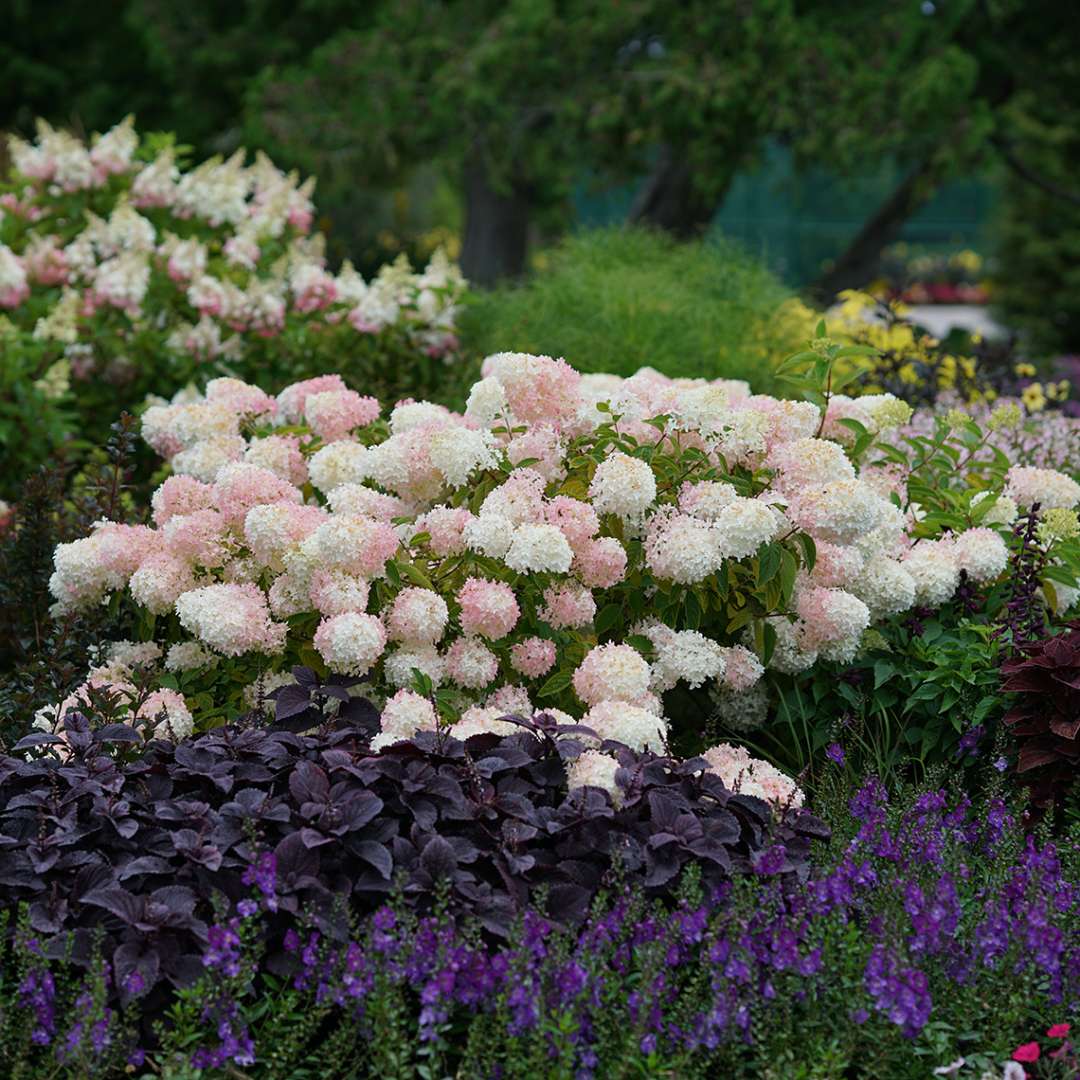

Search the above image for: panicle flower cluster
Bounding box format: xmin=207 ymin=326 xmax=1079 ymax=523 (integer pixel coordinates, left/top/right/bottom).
xmin=702 ymin=743 xmax=805 ymax=810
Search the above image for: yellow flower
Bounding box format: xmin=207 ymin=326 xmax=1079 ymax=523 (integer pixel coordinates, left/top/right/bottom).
xmin=1021 ymin=383 xmax=1047 ymax=413
xmin=33 ymin=359 xmax=71 ymax=401
xmin=1015 ymin=362 xmax=1037 ymax=378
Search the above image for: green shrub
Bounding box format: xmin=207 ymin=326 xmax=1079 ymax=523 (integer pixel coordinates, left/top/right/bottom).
xmin=458 ymin=227 xmax=818 ymax=391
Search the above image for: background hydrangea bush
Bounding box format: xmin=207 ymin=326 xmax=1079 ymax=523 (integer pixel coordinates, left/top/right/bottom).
xmin=0 ymin=118 xmax=466 ymax=497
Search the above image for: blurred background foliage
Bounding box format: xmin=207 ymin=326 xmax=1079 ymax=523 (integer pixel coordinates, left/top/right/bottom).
xmin=2 ymin=0 xmax=1080 ymax=353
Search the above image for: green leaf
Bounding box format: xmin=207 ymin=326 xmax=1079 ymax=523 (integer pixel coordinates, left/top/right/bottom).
xmin=299 ymin=645 xmax=327 ymax=677
xmin=760 ymin=617 xmax=777 ymax=665
xmin=778 ymin=549 xmax=798 ymax=603
xmin=795 ymin=532 xmax=817 ymax=573
xmin=594 ymin=603 xmax=622 ymax=636
xmin=537 ymin=670 xmax=573 ymax=698
xmin=399 ymin=562 xmax=435 ymax=590
xmin=836 ymin=418 xmax=868 ymax=438
xmin=684 ymin=590 xmax=702 ymax=630
xmin=873 ymin=660 xmax=895 ymax=689
xmin=757 ymin=543 xmax=781 ymax=587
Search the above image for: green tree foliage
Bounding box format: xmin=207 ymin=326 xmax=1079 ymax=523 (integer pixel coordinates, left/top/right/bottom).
xmin=991 ymin=40 xmax=1080 ymax=354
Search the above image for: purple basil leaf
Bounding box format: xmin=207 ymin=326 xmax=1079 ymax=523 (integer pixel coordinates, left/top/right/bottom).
xmin=273 ymin=684 xmax=315 ymax=721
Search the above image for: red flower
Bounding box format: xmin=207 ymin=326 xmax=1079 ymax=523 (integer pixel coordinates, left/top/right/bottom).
xmin=1047 ymin=1022 xmax=1071 ymax=1038
xmin=1012 ymin=1042 xmax=1041 ymax=1063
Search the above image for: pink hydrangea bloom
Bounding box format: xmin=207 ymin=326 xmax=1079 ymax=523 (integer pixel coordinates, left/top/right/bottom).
xmin=540 ymin=582 xmax=597 ymax=630
xmin=387 ymin=587 xmax=449 ymax=645
xmin=457 ymin=577 xmax=520 ymax=640
xmin=304 ymin=389 xmax=380 ymax=442
xmin=510 ymin=637 xmax=558 ymax=678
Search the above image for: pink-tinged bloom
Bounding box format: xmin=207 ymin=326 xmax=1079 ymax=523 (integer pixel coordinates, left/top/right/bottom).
xmin=244 ymin=434 xmax=307 ymax=486
xmin=796 ymin=586 xmax=870 ymax=654
xmin=573 ymin=643 xmax=650 ymax=706
xmin=718 ymin=645 xmax=764 ymax=692
xmin=1012 ymin=1043 xmax=1040 ymax=1063
xmin=0 ymin=245 xmax=30 ymax=308
xmin=276 ymin=374 xmax=348 ymax=424
xmin=507 ymin=426 xmax=566 ymax=483
xmin=308 ymin=515 xmax=400 ymax=578
xmin=481 ymin=352 xmax=582 ymax=426
xmin=573 ymin=536 xmax=627 ymax=588
xmin=212 ymin=462 xmax=302 ymax=528
xmin=545 ymin=496 xmax=599 ymax=548
xmin=243 ymin=503 xmax=327 ymax=567
xmin=309 ymin=570 xmax=371 ymax=617
xmin=445 ymin=637 xmax=499 ymax=689
xmin=151 ymin=475 xmax=216 ymax=525
xmin=510 ymin=637 xmax=557 ymax=679
xmin=387 ymin=587 xmax=449 ymax=645
xmin=291 ymin=264 xmax=338 ymax=313
xmin=457 ymin=577 xmax=520 ymax=640
xmin=304 ymin=389 xmax=380 ymax=442
xmin=313 ymin=612 xmax=386 ymax=675
xmin=205 ymin=377 xmax=278 ymax=420
xmin=23 ymin=236 xmax=68 ymax=285
xmin=416 ymin=506 xmax=471 ymax=556
xmin=175 ymin=583 xmax=286 ymax=656
xmin=1047 ymin=1023 xmax=1071 ymax=1038
xmin=539 ymin=582 xmax=596 ymax=630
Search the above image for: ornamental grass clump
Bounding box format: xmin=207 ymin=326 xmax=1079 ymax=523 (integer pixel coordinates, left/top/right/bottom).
xmin=34 ymin=340 xmax=1080 ymax=782
xmin=0 ymin=117 xmax=466 ymax=496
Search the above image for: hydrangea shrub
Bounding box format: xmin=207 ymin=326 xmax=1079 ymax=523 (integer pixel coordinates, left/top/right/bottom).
xmin=0 ymin=118 xmax=465 ymax=494
xmin=40 ymin=345 xmax=1080 ymax=785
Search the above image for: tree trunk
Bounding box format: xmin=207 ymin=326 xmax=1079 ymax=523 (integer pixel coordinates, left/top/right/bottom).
xmin=628 ymin=145 xmax=725 ymax=238
xmin=460 ymin=151 xmax=530 ymax=286
xmin=809 ymin=156 xmax=941 ymax=304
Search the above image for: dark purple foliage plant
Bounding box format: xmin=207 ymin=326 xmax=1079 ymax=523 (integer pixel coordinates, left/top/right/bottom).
xmin=1001 ymin=618 xmax=1080 ymax=805
xmin=2 ymin=774 xmax=1075 ymax=1079
xmin=0 ymin=693 xmax=826 ymax=1018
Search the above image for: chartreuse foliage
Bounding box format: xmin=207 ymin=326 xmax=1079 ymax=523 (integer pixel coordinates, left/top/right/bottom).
xmin=458 ymin=228 xmax=816 ymax=388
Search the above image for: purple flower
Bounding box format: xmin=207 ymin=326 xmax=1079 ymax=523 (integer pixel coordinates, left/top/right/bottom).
xmin=956 ymin=726 xmax=984 ymax=757
xmin=237 ymin=898 xmax=258 ymax=918
xmin=863 ymin=945 xmax=932 ymax=1037
xmin=753 ymin=844 xmax=788 ymax=877
xmin=994 ymin=756 xmax=1009 ymax=772
xmin=241 ymin=852 xmax=278 ymax=912
xmin=203 ymin=921 xmax=243 ymax=977
xmin=826 ymin=743 xmax=846 ymax=766
xmin=18 ymin=968 xmax=56 ymax=1046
